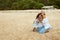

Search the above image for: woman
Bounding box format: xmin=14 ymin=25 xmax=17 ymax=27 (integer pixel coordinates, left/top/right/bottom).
xmin=33 ymin=11 xmax=51 ymax=34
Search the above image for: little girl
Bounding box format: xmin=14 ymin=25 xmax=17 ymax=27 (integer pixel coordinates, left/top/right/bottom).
xmin=33 ymin=11 xmax=51 ymax=34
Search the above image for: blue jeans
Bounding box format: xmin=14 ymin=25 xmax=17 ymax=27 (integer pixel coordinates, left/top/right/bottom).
xmin=38 ymin=26 xmax=50 ymax=34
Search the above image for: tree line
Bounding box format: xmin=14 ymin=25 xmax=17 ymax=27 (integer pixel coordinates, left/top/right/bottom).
xmin=0 ymin=0 xmax=60 ymax=10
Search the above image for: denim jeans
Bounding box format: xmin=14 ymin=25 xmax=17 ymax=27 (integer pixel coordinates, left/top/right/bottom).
xmin=38 ymin=26 xmax=50 ymax=34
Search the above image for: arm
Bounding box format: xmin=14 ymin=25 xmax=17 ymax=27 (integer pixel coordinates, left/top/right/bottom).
xmin=42 ymin=18 xmax=51 ymax=29
xmin=33 ymin=19 xmax=38 ymax=28
xmin=33 ymin=19 xmax=38 ymax=31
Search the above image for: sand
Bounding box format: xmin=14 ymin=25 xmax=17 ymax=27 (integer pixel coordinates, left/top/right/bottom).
xmin=0 ymin=10 xmax=60 ymax=40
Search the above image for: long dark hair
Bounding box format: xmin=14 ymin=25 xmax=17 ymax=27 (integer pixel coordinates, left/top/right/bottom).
xmin=36 ymin=13 xmax=43 ymax=22
xmin=36 ymin=13 xmax=42 ymax=19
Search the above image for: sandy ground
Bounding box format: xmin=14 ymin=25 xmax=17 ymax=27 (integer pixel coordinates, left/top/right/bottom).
xmin=0 ymin=10 xmax=60 ymax=40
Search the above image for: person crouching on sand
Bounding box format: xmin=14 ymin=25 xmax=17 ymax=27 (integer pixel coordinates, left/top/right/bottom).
xmin=33 ymin=11 xmax=51 ymax=34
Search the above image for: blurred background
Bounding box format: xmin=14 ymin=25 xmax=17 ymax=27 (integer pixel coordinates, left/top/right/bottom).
xmin=0 ymin=0 xmax=60 ymax=10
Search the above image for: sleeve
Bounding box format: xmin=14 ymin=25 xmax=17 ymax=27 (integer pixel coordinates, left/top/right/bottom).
xmin=33 ymin=19 xmax=38 ymax=28
xmin=42 ymin=18 xmax=52 ymax=29
xmin=42 ymin=18 xmax=48 ymax=24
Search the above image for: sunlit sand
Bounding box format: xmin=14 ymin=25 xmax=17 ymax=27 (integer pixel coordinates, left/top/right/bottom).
xmin=0 ymin=10 xmax=60 ymax=40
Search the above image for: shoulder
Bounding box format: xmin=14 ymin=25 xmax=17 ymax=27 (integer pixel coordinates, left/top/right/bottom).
xmin=35 ymin=19 xmax=38 ymax=21
xmin=33 ymin=19 xmax=38 ymax=23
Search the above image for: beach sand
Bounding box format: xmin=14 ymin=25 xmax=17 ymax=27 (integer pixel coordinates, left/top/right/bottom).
xmin=0 ymin=10 xmax=60 ymax=40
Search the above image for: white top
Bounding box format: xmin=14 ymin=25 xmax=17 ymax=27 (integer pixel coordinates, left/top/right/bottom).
xmin=33 ymin=19 xmax=43 ymax=28
xmin=33 ymin=18 xmax=51 ymax=29
xmin=42 ymin=18 xmax=51 ymax=29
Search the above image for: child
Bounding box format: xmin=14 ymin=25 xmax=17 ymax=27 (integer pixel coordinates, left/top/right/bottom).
xmin=33 ymin=11 xmax=51 ymax=34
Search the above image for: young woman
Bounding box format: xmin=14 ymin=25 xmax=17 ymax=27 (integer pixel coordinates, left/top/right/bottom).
xmin=33 ymin=11 xmax=51 ymax=34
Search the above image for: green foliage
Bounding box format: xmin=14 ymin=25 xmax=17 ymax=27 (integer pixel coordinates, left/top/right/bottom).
xmin=0 ymin=0 xmax=16 ymax=10
xmin=11 ymin=0 xmax=44 ymax=10
xmin=48 ymin=0 xmax=60 ymax=8
xmin=0 ymin=0 xmax=44 ymax=10
xmin=0 ymin=0 xmax=60 ymax=10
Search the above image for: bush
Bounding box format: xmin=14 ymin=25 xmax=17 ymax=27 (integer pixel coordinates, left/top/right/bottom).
xmin=0 ymin=0 xmax=60 ymax=10
xmin=11 ymin=0 xmax=44 ymax=10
